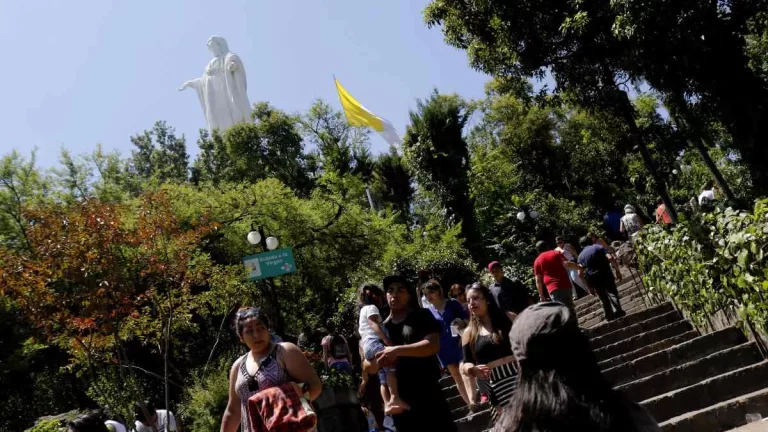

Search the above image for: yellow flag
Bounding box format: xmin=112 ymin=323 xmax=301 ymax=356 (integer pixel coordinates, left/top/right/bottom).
xmin=334 ymin=78 xmax=401 ymax=145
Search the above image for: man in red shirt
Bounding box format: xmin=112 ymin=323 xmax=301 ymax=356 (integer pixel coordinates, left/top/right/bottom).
xmin=533 ymin=240 xmax=582 ymax=320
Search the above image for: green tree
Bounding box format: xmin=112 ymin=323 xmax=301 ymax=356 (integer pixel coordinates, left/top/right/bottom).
xmin=0 ymin=149 xmax=48 ymax=251
xmin=301 ymin=100 xmax=371 ymax=178
xmin=425 ymin=0 xmax=680 ymax=219
xmin=610 ymin=0 xmax=768 ymax=195
xmin=402 ymin=90 xmax=481 ymax=260
xmin=130 ymin=121 xmax=189 ymax=183
xmin=371 ymin=146 xmax=414 ymax=222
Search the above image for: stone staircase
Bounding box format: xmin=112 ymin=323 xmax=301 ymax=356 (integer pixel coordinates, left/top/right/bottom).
xmin=442 ymin=278 xmax=768 ymax=432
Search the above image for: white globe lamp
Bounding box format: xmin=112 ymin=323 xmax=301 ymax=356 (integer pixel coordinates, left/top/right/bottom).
xmin=516 ymin=211 xmax=526 ymax=221
xmin=530 ymin=210 xmax=540 ymax=219
xmin=247 ymin=231 xmax=262 ymax=245
xmin=266 ymin=236 xmax=279 ymax=251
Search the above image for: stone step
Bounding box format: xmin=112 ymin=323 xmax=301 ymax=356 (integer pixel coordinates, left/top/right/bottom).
xmin=579 ymin=295 xmax=646 ymax=328
xmin=582 ymin=303 xmax=647 ymax=330
xmin=443 ymin=384 xmax=459 ymax=399
xmin=454 ymin=408 xmax=491 ymax=432
xmin=586 ymin=302 xmax=675 ymax=339
xmin=619 ymin=342 xmax=762 ymax=403
xmin=595 ymin=320 xmax=692 ymax=363
xmin=591 ymin=310 xmax=682 ymax=350
xmin=728 ymin=419 xmax=768 ymax=431
xmin=574 ymin=276 xmax=635 ymax=305
xmin=575 ymin=284 xmax=642 ymax=316
xmin=643 ymin=360 xmax=768 ymax=423
xmin=447 ymin=393 xmax=466 ymax=411
xmin=599 ymin=330 xmax=699 ymax=371
xmin=440 ymin=375 xmax=454 ymax=390
xmin=603 ymin=326 xmax=745 ymax=387
xmin=660 ymin=386 xmax=768 ymax=432
xmin=575 ymin=281 xmax=641 ymax=315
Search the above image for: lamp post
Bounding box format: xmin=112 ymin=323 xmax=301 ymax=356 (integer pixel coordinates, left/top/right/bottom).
xmin=246 ymin=225 xmax=284 ymax=336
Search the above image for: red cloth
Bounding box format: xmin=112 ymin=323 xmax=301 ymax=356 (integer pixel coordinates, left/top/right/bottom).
xmin=656 ymin=205 xmax=672 ymax=224
xmin=247 ymin=383 xmax=316 ymax=432
xmin=533 ymin=250 xmax=573 ymax=294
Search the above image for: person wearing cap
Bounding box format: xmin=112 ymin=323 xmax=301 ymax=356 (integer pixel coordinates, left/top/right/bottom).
xmin=578 ymin=236 xmax=626 ymax=322
xmin=487 ymin=261 xmax=533 ymax=322
xmin=620 ymin=204 xmax=644 ymax=239
xmin=375 ymin=275 xmax=458 ymax=431
xmin=494 ymin=302 xmax=660 ymax=431
xmin=532 ymin=240 xmax=583 ymax=319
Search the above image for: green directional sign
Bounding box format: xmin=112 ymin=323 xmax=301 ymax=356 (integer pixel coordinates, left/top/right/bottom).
xmin=243 ymin=248 xmax=297 ymax=281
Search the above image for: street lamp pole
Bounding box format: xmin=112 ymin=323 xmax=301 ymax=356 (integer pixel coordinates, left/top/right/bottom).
xmin=252 ymin=225 xmax=284 ymax=336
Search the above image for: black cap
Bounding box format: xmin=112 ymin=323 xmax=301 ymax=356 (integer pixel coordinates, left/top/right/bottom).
xmin=383 ymin=275 xmax=409 ymax=290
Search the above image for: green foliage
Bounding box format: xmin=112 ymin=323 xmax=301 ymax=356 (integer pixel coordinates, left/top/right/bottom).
xmin=130 ymin=121 xmax=189 ymax=183
xmin=179 ymin=359 xmax=231 ymax=432
xmin=26 ymin=419 xmax=64 ymax=432
xmin=371 ymin=146 xmax=414 ymax=223
xmin=636 ymin=200 xmax=768 ymax=333
xmin=403 ymin=90 xmax=481 ymax=260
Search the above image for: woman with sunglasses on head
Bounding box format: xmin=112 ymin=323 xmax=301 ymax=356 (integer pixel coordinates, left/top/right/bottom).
xmin=461 ymin=282 xmax=517 ymax=425
xmin=220 ymin=307 xmax=322 ymax=432
xmin=449 ymin=283 xmax=469 ymax=313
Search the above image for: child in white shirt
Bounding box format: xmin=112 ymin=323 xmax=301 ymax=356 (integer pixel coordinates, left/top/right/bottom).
xmin=358 ymin=283 xmax=409 ymax=415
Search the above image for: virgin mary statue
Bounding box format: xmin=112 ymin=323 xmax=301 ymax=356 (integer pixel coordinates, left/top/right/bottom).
xmin=179 ymin=36 xmax=252 ymax=131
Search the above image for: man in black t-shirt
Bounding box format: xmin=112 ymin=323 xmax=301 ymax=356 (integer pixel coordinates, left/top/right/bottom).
xmin=377 ymin=275 xmax=458 ymax=432
xmin=488 ymin=261 xmax=534 ymax=321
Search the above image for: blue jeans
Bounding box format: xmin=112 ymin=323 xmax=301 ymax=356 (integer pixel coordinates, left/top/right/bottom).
xmin=364 ymin=339 xmax=393 ymax=385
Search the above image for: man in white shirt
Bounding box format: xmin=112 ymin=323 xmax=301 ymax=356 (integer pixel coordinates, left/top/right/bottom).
xmin=134 ymin=401 xmax=177 ymax=432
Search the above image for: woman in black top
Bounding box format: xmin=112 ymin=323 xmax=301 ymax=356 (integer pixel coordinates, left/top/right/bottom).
xmin=375 ymin=275 xmax=458 ymax=432
xmin=461 ymin=282 xmax=517 ymax=424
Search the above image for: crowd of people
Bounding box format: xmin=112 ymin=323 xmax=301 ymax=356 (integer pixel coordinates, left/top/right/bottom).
xmin=66 ymin=207 xmax=665 ymax=432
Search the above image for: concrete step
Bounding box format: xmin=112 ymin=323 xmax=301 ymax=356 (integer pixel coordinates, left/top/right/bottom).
xmin=583 ymin=304 xmax=647 ymax=330
xmin=574 ymin=276 xmax=635 ymax=306
xmin=619 ymin=342 xmax=763 ymax=403
xmin=602 ymin=326 xmax=745 ymax=387
xmin=728 ymin=419 xmax=768 ymax=431
xmin=454 ymin=408 xmax=491 ymax=432
xmin=447 ymin=393 xmax=466 ymax=411
xmin=591 ymin=310 xmax=682 ymax=350
xmin=579 ymin=295 xmax=646 ymax=328
xmin=661 ymin=386 xmax=768 ymax=432
xmin=575 ymin=282 xmax=642 ymax=315
xmin=586 ymin=302 xmax=675 ymax=339
xmin=595 ymin=320 xmax=692 ymax=363
xmin=599 ymin=330 xmax=699 ymax=371
xmin=643 ymin=360 xmax=768 ymax=423
xmin=443 ymin=384 xmax=459 ymax=399
xmin=440 ymin=375 xmax=453 ymax=390
xmin=575 ymin=283 xmax=642 ymax=316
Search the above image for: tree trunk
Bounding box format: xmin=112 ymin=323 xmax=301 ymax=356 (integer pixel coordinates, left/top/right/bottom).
xmin=604 ymin=66 xmax=678 ymax=223
xmin=695 ymin=24 xmax=768 ymax=196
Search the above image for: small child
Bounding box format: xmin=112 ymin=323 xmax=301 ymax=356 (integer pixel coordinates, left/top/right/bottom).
xmin=358 ymin=283 xmax=409 ymax=415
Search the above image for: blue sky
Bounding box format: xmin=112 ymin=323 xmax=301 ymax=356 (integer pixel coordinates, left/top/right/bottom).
xmin=0 ymin=0 xmax=493 ymax=168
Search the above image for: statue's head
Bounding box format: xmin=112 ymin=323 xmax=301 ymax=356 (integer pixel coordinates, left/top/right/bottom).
xmin=207 ymin=36 xmax=230 ymax=56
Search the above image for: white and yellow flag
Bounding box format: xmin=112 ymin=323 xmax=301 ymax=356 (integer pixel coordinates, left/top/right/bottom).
xmin=334 ymin=78 xmax=401 ymax=146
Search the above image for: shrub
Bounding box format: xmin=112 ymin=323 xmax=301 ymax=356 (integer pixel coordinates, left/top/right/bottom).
xmin=179 ymin=357 xmax=233 ymax=432
xmin=636 ymin=199 xmax=768 ymax=334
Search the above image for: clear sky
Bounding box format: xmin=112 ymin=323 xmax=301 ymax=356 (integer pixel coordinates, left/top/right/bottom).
xmin=0 ymin=0 xmax=492 ymax=168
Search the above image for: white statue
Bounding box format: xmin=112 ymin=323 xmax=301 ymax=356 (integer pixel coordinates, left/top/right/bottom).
xmin=179 ymin=36 xmax=252 ymax=131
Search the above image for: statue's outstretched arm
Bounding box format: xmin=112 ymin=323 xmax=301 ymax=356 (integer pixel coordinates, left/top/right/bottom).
xmin=179 ymin=78 xmax=201 ymax=91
